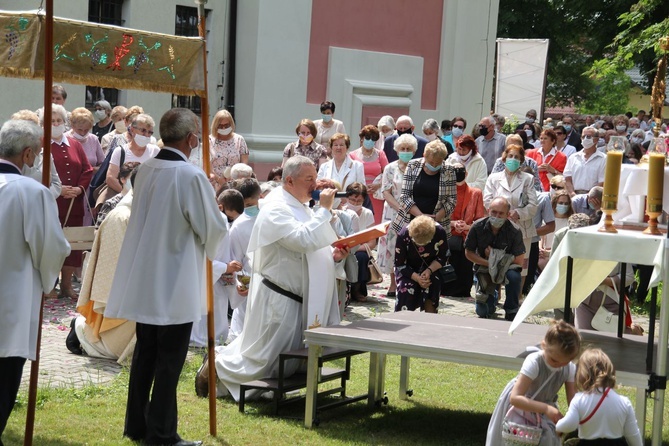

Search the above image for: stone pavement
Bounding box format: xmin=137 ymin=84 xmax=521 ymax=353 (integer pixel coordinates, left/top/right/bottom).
xmin=27 ymin=273 xmax=651 ymax=390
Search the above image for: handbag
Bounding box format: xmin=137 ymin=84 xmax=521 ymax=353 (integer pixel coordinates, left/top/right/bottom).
xmin=438 ymin=264 xmax=457 ymax=284
xmin=344 ymin=252 xmax=359 ymax=283
xmin=591 ymin=279 xmax=630 ymax=333
xmin=365 ymin=245 xmax=383 ymax=285
xmin=62 ymin=195 xmax=96 ymax=251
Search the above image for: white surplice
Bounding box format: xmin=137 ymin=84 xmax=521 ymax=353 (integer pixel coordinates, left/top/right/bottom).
xmin=215 ymin=187 xmax=339 ymax=401
xmin=190 ymin=217 xmax=232 ymax=346
xmin=226 ymin=212 xmax=256 ymax=342
xmin=104 ymin=148 xmax=227 ymax=325
xmin=0 ymin=162 xmax=70 ymax=360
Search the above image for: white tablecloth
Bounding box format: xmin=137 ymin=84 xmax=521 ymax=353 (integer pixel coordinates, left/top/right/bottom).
xmin=614 ymin=164 xmax=669 ymax=223
xmin=509 ymin=225 xmax=665 ymax=333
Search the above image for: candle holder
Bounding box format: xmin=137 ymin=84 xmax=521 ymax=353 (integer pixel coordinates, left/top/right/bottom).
xmin=644 ymin=137 xmax=667 ymax=235
xmin=598 ymin=137 xmax=628 ymax=233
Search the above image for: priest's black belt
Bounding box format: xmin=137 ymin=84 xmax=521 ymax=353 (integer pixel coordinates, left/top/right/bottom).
xmin=261 ymin=278 xmax=303 ymax=304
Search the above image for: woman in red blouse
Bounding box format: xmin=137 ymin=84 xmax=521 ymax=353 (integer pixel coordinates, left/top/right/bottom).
xmin=49 ymin=104 xmax=94 ymax=298
xmin=445 ymin=162 xmax=485 ymax=297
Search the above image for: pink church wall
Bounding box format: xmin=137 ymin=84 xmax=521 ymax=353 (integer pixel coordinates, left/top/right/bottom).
xmin=307 ymin=0 xmax=444 ymax=110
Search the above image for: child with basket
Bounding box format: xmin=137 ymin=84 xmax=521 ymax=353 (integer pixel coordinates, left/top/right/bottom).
xmin=486 ymin=320 xmax=581 ymax=446
xmin=556 ymin=348 xmax=642 ymax=445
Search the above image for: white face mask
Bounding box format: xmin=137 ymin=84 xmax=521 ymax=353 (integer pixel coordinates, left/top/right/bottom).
xmin=581 ymin=137 xmax=595 ymax=149
xmin=217 ymin=127 xmax=233 ymax=136
xmin=52 ymin=124 xmax=65 ymax=139
xmin=425 ymin=133 xmax=437 ymax=142
xmin=524 ymin=129 xmax=533 ymax=139
xmin=115 ymin=120 xmax=126 ymax=133
xmin=122 ymin=177 xmax=132 ymax=192
xmin=457 ymin=151 xmax=472 ymax=162
xmin=72 ymin=131 xmax=88 ymax=141
xmin=383 ymin=130 xmax=394 ymax=138
xmin=347 ymin=203 xmax=363 ymax=213
xmin=94 ymin=110 xmax=107 ymax=121
xmin=133 ymin=134 xmax=151 ymax=148
xmin=333 ymin=198 xmax=341 ymax=209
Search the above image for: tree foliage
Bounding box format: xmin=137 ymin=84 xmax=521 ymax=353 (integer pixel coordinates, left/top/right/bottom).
xmin=498 ymin=0 xmax=637 ymax=108
xmin=575 ymin=71 xmax=633 ymax=115
xmin=588 ymin=0 xmax=669 ymax=92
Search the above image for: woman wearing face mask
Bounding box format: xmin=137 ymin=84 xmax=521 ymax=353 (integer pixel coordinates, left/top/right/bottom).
xmin=391 ymin=140 xmax=457 ymax=244
xmin=49 ymin=103 xmax=94 ymax=298
xmin=317 ymin=133 xmax=365 ymax=192
xmin=624 ymin=142 xmax=644 ymax=165
xmin=450 ymin=116 xmax=467 ymax=146
xmin=447 ymin=162 xmax=485 ymax=298
xmin=422 ymin=118 xmax=454 ymax=155
xmin=204 ymin=109 xmax=249 ymax=190
xmin=526 ymin=128 xmax=567 ymax=192
xmin=350 ymin=125 xmax=389 ymax=224
xmin=282 ymin=118 xmax=327 ymax=169
xmin=67 ymin=108 xmax=105 ymax=225
xmin=521 ymin=122 xmax=539 ymax=148
xmin=542 ymin=190 xmax=573 ymax=252
xmin=314 ymin=101 xmax=346 ymax=157
xmin=105 ymin=114 xmax=160 ymax=194
xmin=106 ymin=105 xmax=146 ymax=156
xmin=446 ymin=134 xmax=488 ymax=190
xmin=613 ymin=114 xmax=629 ymax=137
xmin=483 ymin=144 xmax=538 ymax=289
xmin=92 ymin=100 xmax=113 ymax=142
xmin=377 ymin=134 xmax=418 ymax=297
xmin=100 ymin=105 xmax=128 ymax=154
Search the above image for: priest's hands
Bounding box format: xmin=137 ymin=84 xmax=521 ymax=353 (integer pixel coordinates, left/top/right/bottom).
xmin=333 ymin=245 xmax=350 ymax=262
xmin=226 ymin=261 xmax=242 ymax=274
xmin=318 ymin=188 xmax=336 ymax=211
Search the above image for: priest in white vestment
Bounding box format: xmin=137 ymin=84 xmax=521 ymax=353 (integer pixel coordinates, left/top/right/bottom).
xmin=104 ymin=109 xmax=226 ymax=446
xmin=211 ymin=155 xmax=349 ymax=401
xmin=0 ymin=120 xmax=70 ymax=442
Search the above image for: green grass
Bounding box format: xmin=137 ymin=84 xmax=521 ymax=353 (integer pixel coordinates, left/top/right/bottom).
xmin=4 ymin=354 xmax=669 ymax=445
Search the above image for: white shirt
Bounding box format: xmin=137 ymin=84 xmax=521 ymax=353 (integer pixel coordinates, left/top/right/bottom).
xmin=557 ymin=144 xmax=577 ymax=158
xmin=105 ymin=147 xmax=227 ymax=325
xmin=446 ymin=152 xmax=488 ymax=191
xmin=0 ymin=164 xmax=70 ymax=360
xmin=110 ymin=143 xmax=160 ymax=167
xmin=317 ymin=156 xmax=365 ymax=190
xmin=563 ymin=149 xmax=606 ymax=191
xmin=556 ymin=389 xmax=642 ymax=446
xmin=314 ymin=118 xmax=346 ymax=149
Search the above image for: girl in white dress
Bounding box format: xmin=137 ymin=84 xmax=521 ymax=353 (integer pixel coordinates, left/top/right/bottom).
xmin=486 ymin=320 xmax=581 ymax=446
xmin=556 ymin=348 xmax=642 ymax=445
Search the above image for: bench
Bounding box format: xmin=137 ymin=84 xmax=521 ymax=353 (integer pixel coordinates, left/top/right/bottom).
xmin=239 ymin=347 xmax=367 ymax=418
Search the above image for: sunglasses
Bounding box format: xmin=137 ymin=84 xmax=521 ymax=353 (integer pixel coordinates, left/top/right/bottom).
xmin=551 ymin=184 xmax=565 ymax=190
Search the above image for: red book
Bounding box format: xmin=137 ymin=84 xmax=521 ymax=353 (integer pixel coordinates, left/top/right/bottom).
xmin=332 ymin=222 xmax=390 ymax=249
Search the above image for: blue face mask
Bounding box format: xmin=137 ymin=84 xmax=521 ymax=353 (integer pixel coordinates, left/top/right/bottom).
xmin=452 ymin=128 xmax=463 ymax=138
xmin=425 ymin=162 xmax=441 ymax=172
xmin=563 ymin=125 xmax=572 ymax=133
xmin=505 ymin=158 xmax=521 ymax=172
xmin=322 ymin=114 xmax=332 ymax=123
xmin=363 ymin=138 xmax=375 ymax=149
xmin=555 ymin=204 xmax=570 ymax=215
xmin=244 ymin=205 xmax=260 ymax=217
xmin=398 ymin=152 xmax=413 ymax=163
xmin=488 ymin=216 xmax=506 ymax=228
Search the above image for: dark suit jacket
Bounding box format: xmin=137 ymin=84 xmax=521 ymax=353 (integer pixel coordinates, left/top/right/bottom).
xmin=383 ymin=133 xmax=429 ymax=162
xmin=567 ymin=129 xmax=582 ymax=151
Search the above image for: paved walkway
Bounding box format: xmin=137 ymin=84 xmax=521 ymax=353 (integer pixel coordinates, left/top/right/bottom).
xmin=25 ymin=274 xmax=652 ymax=390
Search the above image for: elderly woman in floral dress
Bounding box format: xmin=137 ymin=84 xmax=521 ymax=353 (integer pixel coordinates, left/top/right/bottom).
xmin=377 ymin=134 xmax=417 ymax=297
xmin=208 ymin=109 xmax=249 ymax=190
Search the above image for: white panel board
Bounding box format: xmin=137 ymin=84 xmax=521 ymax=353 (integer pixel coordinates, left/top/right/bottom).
xmin=495 ymin=39 xmax=549 ymax=122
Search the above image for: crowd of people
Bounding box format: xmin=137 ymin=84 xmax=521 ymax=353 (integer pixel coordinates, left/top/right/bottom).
xmin=2 ymin=86 xmax=666 ymax=445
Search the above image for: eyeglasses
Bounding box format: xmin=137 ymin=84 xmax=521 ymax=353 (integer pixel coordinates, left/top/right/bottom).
xmin=132 ymin=126 xmax=154 ymax=136
xmin=551 ymin=184 xmax=565 ymax=190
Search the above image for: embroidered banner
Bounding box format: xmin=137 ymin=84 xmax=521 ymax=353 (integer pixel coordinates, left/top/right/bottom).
xmin=0 ymin=12 xmax=205 ymax=96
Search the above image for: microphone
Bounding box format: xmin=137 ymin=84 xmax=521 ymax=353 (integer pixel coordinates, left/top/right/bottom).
xmin=311 ymin=190 xmax=348 ymax=201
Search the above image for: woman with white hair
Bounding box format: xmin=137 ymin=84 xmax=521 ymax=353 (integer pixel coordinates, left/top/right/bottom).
xmin=100 ymin=105 xmax=127 ymax=154
xmin=208 ymin=109 xmax=249 ymax=190
xmin=49 ymin=103 xmax=94 ymax=298
xmin=377 ymin=115 xmax=395 ymax=139
xmin=377 ymin=133 xmax=417 ymax=297
xmin=422 ymin=118 xmax=453 ymax=155
xmin=92 ymin=100 xmax=113 ymax=141
xmin=105 ymin=113 xmax=160 ymax=194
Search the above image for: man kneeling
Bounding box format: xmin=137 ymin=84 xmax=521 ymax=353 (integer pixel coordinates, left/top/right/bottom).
xmin=465 ymin=197 xmax=524 ymax=321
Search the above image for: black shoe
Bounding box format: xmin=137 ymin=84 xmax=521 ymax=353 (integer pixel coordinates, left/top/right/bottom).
xmin=504 ymin=313 xmax=516 ymax=322
xmin=195 ymin=354 xmax=209 ymax=398
xmin=65 ymin=318 xmax=83 ymax=355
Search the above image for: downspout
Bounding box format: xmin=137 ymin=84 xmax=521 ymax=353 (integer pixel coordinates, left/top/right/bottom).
xmin=225 ymin=0 xmax=237 ymax=118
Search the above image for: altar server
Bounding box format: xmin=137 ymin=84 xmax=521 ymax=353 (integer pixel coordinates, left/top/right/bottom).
xmin=0 ymin=119 xmax=70 ymax=443
xmin=105 ymin=108 xmax=226 ymax=446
